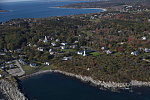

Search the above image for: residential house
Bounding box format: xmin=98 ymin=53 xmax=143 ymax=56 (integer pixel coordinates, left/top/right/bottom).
xmin=37 ymin=47 xmax=44 ymax=52
xmin=77 ymin=51 xmax=83 ymax=55
xmin=19 ymin=58 xmax=27 ymax=65
xmin=61 ymin=42 xmax=68 ymax=46
xmin=0 ymin=53 xmax=6 ymax=56
xmin=30 ymin=63 xmax=36 ymax=67
xmin=62 ymin=57 xmax=72 ymax=61
xmin=144 ymin=48 xmax=150 ymax=53
xmin=101 ymin=47 xmax=107 ymax=50
xmin=44 ymin=62 xmax=50 ymax=66
xmin=70 ymin=45 xmax=76 ymax=49
xmin=105 ymin=50 xmax=112 ymax=54
xmin=141 ymin=36 xmax=147 ymax=40
xmin=60 ymin=46 xmax=65 ymax=50
xmin=51 ymin=42 xmax=56 ymax=46
xmin=131 ymin=51 xmax=140 ymax=56
xmin=56 ymin=39 xmax=60 ymax=42
xmin=49 ymin=49 xmax=52 ymax=52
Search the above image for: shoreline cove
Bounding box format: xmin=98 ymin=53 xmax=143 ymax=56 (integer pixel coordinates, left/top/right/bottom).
xmin=20 ymin=70 xmax=150 ymax=90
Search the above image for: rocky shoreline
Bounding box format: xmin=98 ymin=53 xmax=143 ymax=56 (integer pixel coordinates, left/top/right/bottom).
xmin=20 ymin=70 xmax=150 ymax=90
xmin=2 ymin=69 xmax=150 ymax=100
xmin=0 ymin=79 xmax=27 ymax=100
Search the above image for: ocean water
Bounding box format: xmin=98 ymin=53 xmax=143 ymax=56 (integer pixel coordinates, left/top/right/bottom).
xmin=21 ymin=72 xmax=150 ymax=100
xmin=0 ymin=1 xmax=103 ymax=22
xmin=0 ymin=93 xmax=5 ymax=100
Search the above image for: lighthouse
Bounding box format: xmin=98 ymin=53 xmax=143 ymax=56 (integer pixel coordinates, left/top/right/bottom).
xmin=83 ymin=49 xmax=86 ymax=56
xmin=43 ymin=36 xmax=48 ymax=43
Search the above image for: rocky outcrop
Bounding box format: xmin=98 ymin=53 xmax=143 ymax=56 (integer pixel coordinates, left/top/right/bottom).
xmin=21 ymin=70 xmax=150 ymax=90
xmin=0 ymin=79 xmax=27 ymax=100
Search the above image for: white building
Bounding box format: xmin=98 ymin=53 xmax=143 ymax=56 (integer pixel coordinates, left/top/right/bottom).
xmin=30 ymin=63 xmax=36 ymax=67
xmin=37 ymin=47 xmax=44 ymax=52
xmin=144 ymin=48 xmax=150 ymax=53
xmin=131 ymin=51 xmax=139 ymax=56
xmin=60 ymin=46 xmax=65 ymax=50
xmin=105 ymin=50 xmax=112 ymax=54
xmin=141 ymin=36 xmax=147 ymax=40
xmin=101 ymin=47 xmax=107 ymax=50
xmin=61 ymin=42 xmax=68 ymax=46
xmin=83 ymin=49 xmax=86 ymax=56
xmin=51 ymin=42 xmax=56 ymax=46
xmin=87 ymin=68 xmax=90 ymax=71
xmin=56 ymin=39 xmax=60 ymax=42
xmin=77 ymin=51 xmax=83 ymax=55
xmin=44 ymin=62 xmax=50 ymax=66
xmin=62 ymin=57 xmax=72 ymax=61
xmin=43 ymin=36 xmax=48 ymax=43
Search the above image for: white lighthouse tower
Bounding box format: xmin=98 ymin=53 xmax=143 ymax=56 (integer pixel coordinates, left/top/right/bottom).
xmin=43 ymin=36 xmax=48 ymax=43
xmin=83 ymin=49 xmax=86 ymax=56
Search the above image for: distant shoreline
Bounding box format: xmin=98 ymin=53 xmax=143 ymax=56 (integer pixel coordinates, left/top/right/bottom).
xmin=0 ymin=10 xmax=8 ymax=12
xmin=49 ymin=7 xmax=107 ymax=11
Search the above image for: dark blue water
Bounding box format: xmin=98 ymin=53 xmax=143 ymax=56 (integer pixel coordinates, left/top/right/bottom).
xmin=21 ymin=72 xmax=150 ymax=100
xmin=0 ymin=93 xmax=5 ymax=100
xmin=0 ymin=1 xmax=103 ymax=22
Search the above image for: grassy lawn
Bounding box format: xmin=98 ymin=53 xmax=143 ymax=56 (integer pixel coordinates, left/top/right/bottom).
xmin=22 ymin=65 xmax=57 ymax=75
xmin=39 ymin=65 xmax=57 ymax=71
xmin=22 ymin=66 xmax=37 ymax=75
xmin=90 ymin=52 xmax=101 ymax=56
xmin=62 ymin=49 xmax=76 ymax=53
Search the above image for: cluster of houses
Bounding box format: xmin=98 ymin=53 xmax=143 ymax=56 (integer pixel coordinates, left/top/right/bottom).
xmin=101 ymin=47 xmax=113 ymax=54
xmin=131 ymin=48 xmax=150 ymax=56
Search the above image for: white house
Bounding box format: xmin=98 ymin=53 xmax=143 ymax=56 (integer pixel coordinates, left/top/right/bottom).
xmin=44 ymin=62 xmax=50 ymax=66
xmin=87 ymin=68 xmax=90 ymax=71
xmin=49 ymin=49 xmax=52 ymax=52
xmin=56 ymin=39 xmax=60 ymax=42
xmin=105 ymin=50 xmax=112 ymax=54
xmin=101 ymin=47 xmax=107 ymax=50
xmin=37 ymin=47 xmax=44 ymax=52
xmin=50 ymin=52 xmax=55 ymax=55
xmin=144 ymin=48 xmax=150 ymax=53
xmin=51 ymin=42 xmax=56 ymax=46
xmin=60 ymin=46 xmax=65 ymax=50
xmin=30 ymin=63 xmax=36 ymax=67
xmin=62 ymin=57 xmax=72 ymax=61
xmin=77 ymin=51 xmax=83 ymax=55
xmin=0 ymin=53 xmax=6 ymax=56
xmin=131 ymin=51 xmax=139 ymax=56
xmin=61 ymin=42 xmax=67 ymax=46
xmin=141 ymin=36 xmax=147 ymax=40
xmin=70 ymin=45 xmax=76 ymax=49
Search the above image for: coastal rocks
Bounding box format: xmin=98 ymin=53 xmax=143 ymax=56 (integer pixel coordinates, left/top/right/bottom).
xmin=21 ymin=70 xmax=150 ymax=90
xmin=0 ymin=79 xmax=27 ymax=100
